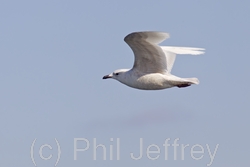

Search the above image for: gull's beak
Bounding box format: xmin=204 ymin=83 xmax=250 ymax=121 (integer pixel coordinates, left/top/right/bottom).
xmin=103 ymin=74 xmax=112 ymax=79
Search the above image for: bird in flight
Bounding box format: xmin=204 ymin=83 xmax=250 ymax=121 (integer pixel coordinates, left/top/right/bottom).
xmin=103 ymin=31 xmax=205 ymax=90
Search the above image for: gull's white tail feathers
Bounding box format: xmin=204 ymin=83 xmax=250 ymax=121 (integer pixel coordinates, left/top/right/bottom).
xmin=184 ymin=77 xmax=200 ymax=85
xmin=161 ymin=46 xmax=205 ymax=55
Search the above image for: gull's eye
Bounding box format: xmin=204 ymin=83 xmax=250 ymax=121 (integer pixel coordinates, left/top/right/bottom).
xmin=114 ymin=72 xmax=119 ymax=76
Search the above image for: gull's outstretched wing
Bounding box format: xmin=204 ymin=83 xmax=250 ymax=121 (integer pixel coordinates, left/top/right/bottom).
xmin=161 ymin=46 xmax=205 ymax=73
xmin=162 ymin=51 xmax=176 ymax=74
xmin=124 ymin=31 xmax=169 ymax=74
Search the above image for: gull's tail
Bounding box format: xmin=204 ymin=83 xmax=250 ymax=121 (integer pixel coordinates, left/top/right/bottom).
xmin=184 ymin=77 xmax=199 ymax=85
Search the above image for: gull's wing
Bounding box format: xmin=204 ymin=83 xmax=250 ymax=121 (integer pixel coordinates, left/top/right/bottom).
xmin=161 ymin=46 xmax=205 ymax=73
xmin=161 ymin=46 xmax=205 ymax=55
xmin=162 ymin=51 xmax=176 ymax=74
xmin=124 ymin=31 xmax=170 ymax=74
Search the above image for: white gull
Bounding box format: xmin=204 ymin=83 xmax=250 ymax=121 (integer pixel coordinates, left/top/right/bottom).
xmin=103 ymin=31 xmax=205 ymax=90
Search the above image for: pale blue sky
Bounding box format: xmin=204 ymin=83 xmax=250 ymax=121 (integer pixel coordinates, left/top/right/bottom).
xmin=0 ymin=0 xmax=250 ymax=167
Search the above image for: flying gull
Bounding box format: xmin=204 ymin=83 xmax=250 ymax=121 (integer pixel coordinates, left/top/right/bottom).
xmin=103 ymin=31 xmax=205 ymax=90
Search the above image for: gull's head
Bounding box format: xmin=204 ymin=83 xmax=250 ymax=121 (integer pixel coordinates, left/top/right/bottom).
xmin=103 ymin=69 xmax=129 ymax=81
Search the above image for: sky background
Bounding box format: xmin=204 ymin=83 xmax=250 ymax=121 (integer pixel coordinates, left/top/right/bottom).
xmin=1 ymin=0 xmax=250 ymax=167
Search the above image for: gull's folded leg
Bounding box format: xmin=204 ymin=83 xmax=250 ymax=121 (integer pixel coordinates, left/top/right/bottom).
xmin=177 ymin=83 xmax=191 ymax=88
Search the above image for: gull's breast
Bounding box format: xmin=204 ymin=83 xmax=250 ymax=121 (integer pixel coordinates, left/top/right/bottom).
xmin=125 ymin=73 xmax=174 ymax=90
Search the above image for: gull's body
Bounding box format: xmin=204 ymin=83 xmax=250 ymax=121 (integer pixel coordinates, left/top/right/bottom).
xmin=103 ymin=31 xmax=205 ymax=90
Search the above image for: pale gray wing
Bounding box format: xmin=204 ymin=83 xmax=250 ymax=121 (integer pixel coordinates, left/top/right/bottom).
xmin=161 ymin=46 xmax=205 ymax=73
xmin=161 ymin=46 xmax=205 ymax=55
xmin=161 ymin=50 xmax=176 ymax=74
xmin=124 ymin=31 xmax=170 ymax=74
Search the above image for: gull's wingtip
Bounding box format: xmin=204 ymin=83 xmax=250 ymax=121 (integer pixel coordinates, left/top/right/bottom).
xmin=161 ymin=46 xmax=205 ymax=55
